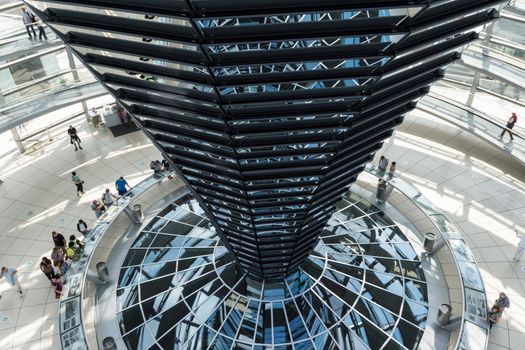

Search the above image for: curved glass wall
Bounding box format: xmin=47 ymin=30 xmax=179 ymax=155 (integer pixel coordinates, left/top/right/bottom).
xmin=118 ymin=192 xmax=428 ymax=350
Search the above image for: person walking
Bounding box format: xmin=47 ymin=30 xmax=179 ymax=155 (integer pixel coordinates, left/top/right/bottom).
xmin=499 ymin=112 xmax=517 ymax=141
xmin=67 ymin=125 xmax=82 ymax=151
xmin=102 ymin=188 xmax=118 ymax=207
xmin=115 ymin=176 xmax=131 ymax=195
xmin=52 ymin=231 xmax=66 ymax=248
xmin=21 ymin=7 xmax=37 ymax=40
xmin=76 ymin=219 xmax=89 ymax=236
xmin=378 ymin=155 xmax=389 ymax=175
xmin=0 ymin=266 xmax=23 ymax=297
xmin=35 ymin=17 xmax=47 ymax=40
xmin=40 ymin=257 xmax=56 ymax=281
xmin=513 ymin=229 xmax=525 ymax=261
xmin=71 ymin=171 xmax=85 ymax=196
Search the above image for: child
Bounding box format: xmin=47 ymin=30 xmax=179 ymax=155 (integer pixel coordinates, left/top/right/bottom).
xmin=59 ymin=259 xmax=70 ymax=276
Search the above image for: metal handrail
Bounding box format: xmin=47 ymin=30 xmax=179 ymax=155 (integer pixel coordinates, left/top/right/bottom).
xmin=0 ymin=78 xmax=97 ymax=113
xmin=0 ymin=41 xmax=63 ymax=69
xmin=440 ymin=76 xmax=525 ymax=110
xmin=468 ymin=42 xmax=525 ymax=71
xmin=57 ymin=172 xmax=177 ymax=350
xmin=2 ymin=67 xmax=89 ymax=96
xmin=425 ymin=91 xmax=525 ymax=140
xmin=364 ymin=165 xmax=489 ymax=350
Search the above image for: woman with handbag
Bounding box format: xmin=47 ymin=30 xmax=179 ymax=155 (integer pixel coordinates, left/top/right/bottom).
xmin=499 ymin=112 xmax=517 ymax=141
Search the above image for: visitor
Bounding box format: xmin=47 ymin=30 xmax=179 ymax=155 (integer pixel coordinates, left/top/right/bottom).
xmin=499 ymin=112 xmax=517 ymax=141
xmin=35 ymin=17 xmax=47 ymax=40
xmin=51 ymin=277 xmax=64 ymax=300
xmin=0 ymin=266 xmax=23 ymax=297
xmin=71 ymin=171 xmax=85 ymax=197
xmin=40 ymin=257 xmax=56 ymax=281
xmin=487 ymin=292 xmax=510 ymax=330
xmin=60 ymin=258 xmax=71 ymax=276
xmin=153 ymin=160 xmax=163 ymax=173
xmin=91 ymin=200 xmax=106 ymax=219
xmin=21 ymin=7 xmax=37 ymax=40
xmin=51 ymin=247 xmax=65 ymax=270
xmin=161 ymin=159 xmax=170 ymax=171
xmin=68 ymin=125 xmax=82 ymax=151
xmin=513 ymin=229 xmax=525 ymax=262
xmin=162 ymin=159 xmax=173 ymax=179
xmin=76 ymin=219 xmax=89 ymax=236
xmin=69 ymin=235 xmax=85 ymax=253
xmin=378 ymin=155 xmax=389 ymax=175
xmin=115 ymin=176 xmax=130 ymax=195
xmin=376 ymin=178 xmax=387 ymax=203
xmin=488 ymin=305 xmax=502 ymax=329
xmin=52 ymin=231 xmax=66 ymax=248
xmin=494 ymin=292 xmax=510 ymax=310
xmin=102 ymin=188 xmax=118 ymax=207
xmin=65 ymin=242 xmax=76 ymax=260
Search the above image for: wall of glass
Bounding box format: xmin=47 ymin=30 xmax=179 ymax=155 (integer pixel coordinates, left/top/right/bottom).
xmin=425 ymin=1 xmax=525 ymax=136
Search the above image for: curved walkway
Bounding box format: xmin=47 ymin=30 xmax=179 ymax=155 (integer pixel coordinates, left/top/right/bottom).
xmin=377 ymin=109 xmax=525 ymax=350
xmin=460 ymin=45 xmax=525 ymax=91
xmin=0 ymin=81 xmax=106 ymax=133
xmin=0 ymin=106 xmax=523 ymax=349
xmin=0 ymin=117 xmax=162 ymax=349
xmin=417 ymin=93 xmax=525 ymax=165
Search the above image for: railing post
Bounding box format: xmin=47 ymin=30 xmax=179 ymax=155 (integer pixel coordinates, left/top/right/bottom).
xmin=10 ymin=127 xmax=25 ymax=153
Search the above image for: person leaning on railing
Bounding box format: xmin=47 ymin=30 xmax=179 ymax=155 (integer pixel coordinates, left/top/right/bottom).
xmin=21 ymin=6 xmax=37 ymax=40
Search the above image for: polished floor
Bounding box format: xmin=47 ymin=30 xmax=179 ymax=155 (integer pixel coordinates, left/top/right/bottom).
xmin=0 ymin=108 xmax=523 ymax=349
xmin=0 ymin=120 xmax=162 ymax=349
xmin=378 ymin=110 xmax=525 ymax=350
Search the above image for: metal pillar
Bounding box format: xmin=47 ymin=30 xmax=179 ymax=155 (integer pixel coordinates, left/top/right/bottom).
xmin=466 ymin=70 xmax=480 ymax=107
xmin=67 ymin=50 xmax=90 ymax=121
xmin=11 ymin=127 xmax=25 ymax=153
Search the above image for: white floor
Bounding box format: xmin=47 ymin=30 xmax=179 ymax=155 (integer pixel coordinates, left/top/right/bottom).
xmin=378 ymin=110 xmax=525 ymax=350
xmin=0 ymin=110 xmax=523 ymax=349
xmin=0 ymin=119 xmax=162 ymax=350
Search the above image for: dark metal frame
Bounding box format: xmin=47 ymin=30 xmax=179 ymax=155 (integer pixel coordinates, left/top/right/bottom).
xmin=24 ymin=0 xmax=504 ymax=280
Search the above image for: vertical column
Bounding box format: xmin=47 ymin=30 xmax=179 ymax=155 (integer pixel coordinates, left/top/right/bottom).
xmin=67 ymin=49 xmax=90 ymax=120
xmin=467 ymin=21 xmax=494 ymax=107
xmin=0 ymin=90 xmax=25 ymax=153
xmin=11 ymin=127 xmax=25 ymax=153
xmin=466 ymin=71 xmax=480 ymax=107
